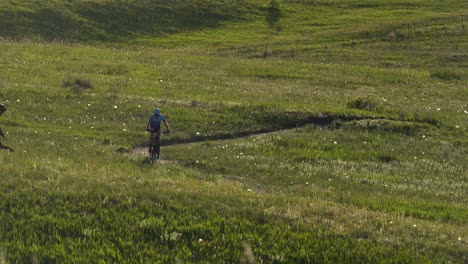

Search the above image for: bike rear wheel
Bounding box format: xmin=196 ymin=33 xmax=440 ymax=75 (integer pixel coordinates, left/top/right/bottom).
xmin=148 ymin=132 xmax=161 ymax=162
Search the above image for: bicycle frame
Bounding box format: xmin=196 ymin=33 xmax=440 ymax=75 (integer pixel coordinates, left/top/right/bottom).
xmin=148 ymin=131 xmax=161 ymax=162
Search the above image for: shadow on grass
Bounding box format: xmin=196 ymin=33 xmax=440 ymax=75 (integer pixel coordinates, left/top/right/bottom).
xmin=0 ymin=1 xmax=256 ymax=42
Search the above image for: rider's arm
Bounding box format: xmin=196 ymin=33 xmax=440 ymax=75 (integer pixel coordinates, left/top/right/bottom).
xmin=163 ymin=120 xmax=170 ymax=132
xmin=146 ymin=119 xmax=152 ymax=131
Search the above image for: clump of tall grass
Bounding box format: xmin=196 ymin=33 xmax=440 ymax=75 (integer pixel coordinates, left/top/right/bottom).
xmin=376 ymin=153 xmax=399 ymax=163
xmin=347 ymin=96 xmax=382 ymax=112
xmin=62 ymin=76 xmax=92 ymax=94
xmin=346 ymin=119 xmax=426 ymax=135
xmin=0 ymin=248 xmax=6 ymax=264
xmin=430 ymin=68 xmax=462 ymax=81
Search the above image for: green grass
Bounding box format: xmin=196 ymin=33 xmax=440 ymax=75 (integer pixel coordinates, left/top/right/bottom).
xmin=0 ymin=0 xmax=467 ymax=263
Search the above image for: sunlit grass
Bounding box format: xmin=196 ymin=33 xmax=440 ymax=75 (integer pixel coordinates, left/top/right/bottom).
xmin=0 ymin=0 xmax=467 ymax=262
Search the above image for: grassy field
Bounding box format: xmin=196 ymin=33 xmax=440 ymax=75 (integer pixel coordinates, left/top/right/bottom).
xmin=0 ymin=0 xmax=467 ymax=263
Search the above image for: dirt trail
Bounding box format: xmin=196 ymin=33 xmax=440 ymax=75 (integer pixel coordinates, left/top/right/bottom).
xmin=131 ymin=115 xmax=432 ymax=157
xmin=133 ymin=146 xmax=148 ymax=156
xmin=132 ymin=146 xmax=178 ymax=165
xmin=132 ymin=128 xmax=280 ymax=158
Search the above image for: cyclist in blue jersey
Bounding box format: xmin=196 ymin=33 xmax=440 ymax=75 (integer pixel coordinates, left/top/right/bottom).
xmin=146 ymin=108 xmax=169 ymax=160
xmin=147 ymin=108 xmax=170 ymax=134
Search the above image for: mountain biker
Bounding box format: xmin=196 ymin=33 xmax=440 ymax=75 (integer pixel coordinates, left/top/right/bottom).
xmin=146 ymin=108 xmax=169 ymax=160
xmin=147 ymin=108 xmax=170 ymax=134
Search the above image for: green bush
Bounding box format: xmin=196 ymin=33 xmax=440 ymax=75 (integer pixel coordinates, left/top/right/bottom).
xmin=347 ymin=97 xmax=382 ymax=112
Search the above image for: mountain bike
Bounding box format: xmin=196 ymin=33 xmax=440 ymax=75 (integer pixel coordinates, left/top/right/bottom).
xmin=148 ymin=131 xmax=168 ymax=162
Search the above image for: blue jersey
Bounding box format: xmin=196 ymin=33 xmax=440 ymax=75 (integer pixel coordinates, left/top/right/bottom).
xmin=148 ymin=114 xmax=165 ymax=130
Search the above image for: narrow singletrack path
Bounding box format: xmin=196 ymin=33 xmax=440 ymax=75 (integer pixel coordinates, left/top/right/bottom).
xmin=131 ymin=115 xmax=436 ymax=158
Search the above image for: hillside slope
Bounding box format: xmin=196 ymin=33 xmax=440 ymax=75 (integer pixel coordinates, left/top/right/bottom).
xmin=0 ymin=0 xmax=261 ymax=41
xmin=0 ymin=0 xmax=467 ymax=263
xmin=1 ymin=0 xmax=467 ymax=43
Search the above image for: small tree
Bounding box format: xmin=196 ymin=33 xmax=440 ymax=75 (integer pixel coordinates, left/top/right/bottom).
xmin=266 ymin=0 xmax=281 ymax=30
xmin=264 ymin=0 xmax=282 ymax=57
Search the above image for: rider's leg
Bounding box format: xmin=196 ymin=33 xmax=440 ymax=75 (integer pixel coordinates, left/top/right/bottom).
xmin=149 ymin=132 xmax=156 ymax=154
xmin=0 ymin=140 xmax=13 ymax=152
xmin=156 ymin=130 xmax=161 ymax=159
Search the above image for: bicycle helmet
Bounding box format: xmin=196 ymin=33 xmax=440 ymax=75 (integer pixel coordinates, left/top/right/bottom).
xmin=153 ymin=108 xmax=161 ymax=115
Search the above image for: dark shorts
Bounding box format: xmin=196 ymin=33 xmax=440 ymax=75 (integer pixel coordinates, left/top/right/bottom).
xmin=148 ymin=128 xmax=161 ymax=133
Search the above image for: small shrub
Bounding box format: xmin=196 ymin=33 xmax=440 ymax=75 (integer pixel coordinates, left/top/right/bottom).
xmin=347 ymin=96 xmax=381 ymax=112
xmin=398 ymin=110 xmax=406 ymax=120
xmin=62 ymin=76 xmax=92 ymax=94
